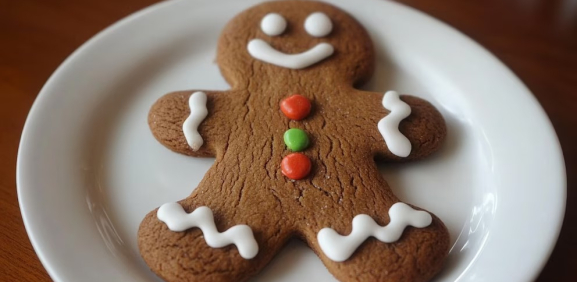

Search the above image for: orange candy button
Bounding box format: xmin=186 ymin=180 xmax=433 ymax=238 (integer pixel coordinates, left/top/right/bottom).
xmin=281 ymin=153 xmax=312 ymax=180
xmin=280 ymin=94 xmax=311 ymax=121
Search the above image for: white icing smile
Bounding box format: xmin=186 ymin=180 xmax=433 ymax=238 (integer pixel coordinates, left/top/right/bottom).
xmin=247 ymin=12 xmax=335 ymax=69
xmin=247 ymin=39 xmax=334 ymax=69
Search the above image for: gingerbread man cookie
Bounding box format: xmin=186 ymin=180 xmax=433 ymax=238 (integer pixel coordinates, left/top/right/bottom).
xmin=139 ymin=1 xmax=449 ymax=282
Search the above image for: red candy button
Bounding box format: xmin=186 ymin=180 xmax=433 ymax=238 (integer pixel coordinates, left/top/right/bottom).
xmin=280 ymin=94 xmax=311 ymax=121
xmin=281 ymin=153 xmax=312 ymax=180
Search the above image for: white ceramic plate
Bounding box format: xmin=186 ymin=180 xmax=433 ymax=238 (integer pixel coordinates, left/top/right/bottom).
xmin=17 ymin=0 xmax=566 ymax=281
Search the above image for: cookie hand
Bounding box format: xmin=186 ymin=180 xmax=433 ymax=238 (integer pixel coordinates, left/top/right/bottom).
xmin=371 ymin=93 xmax=446 ymax=162
xmin=148 ymin=90 xmax=232 ymax=157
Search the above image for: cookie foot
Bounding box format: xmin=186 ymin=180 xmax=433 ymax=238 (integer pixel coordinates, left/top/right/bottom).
xmin=138 ymin=200 xmax=289 ymax=282
xmin=307 ymin=210 xmax=449 ymax=282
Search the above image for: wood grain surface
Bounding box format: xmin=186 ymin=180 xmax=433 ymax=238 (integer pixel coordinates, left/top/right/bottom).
xmin=1 ymin=0 xmax=574 ymax=281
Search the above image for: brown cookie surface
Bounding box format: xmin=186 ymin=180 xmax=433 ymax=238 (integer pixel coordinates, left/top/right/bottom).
xmin=140 ymin=1 xmax=449 ymax=282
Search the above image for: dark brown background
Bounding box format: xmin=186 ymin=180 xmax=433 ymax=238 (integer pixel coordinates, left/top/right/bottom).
xmin=1 ymin=0 xmax=575 ymax=281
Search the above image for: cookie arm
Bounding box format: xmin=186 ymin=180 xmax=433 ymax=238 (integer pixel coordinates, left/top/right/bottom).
xmin=369 ymin=94 xmax=447 ymax=162
xmin=148 ymin=90 xmax=231 ymax=157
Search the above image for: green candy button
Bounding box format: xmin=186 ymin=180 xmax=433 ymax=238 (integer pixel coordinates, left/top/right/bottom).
xmin=283 ymin=128 xmax=310 ymax=152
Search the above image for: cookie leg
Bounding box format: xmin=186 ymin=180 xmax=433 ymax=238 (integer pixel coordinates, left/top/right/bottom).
xmin=138 ymin=199 xmax=290 ymax=282
xmin=305 ymin=211 xmax=449 ymax=282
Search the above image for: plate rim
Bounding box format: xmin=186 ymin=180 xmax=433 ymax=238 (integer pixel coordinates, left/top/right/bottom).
xmin=16 ymin=1 xmax=177 ymax=280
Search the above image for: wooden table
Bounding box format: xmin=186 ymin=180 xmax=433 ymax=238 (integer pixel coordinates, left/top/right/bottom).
xmin=1 ymin=0 xmax=574 ymax=280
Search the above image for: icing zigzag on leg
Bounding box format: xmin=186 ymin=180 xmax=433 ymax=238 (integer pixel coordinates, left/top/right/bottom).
xmin=317 ymin=202 xmax=432 ymax=262
xmin=157 ymin=202 xmax=259 ymax=259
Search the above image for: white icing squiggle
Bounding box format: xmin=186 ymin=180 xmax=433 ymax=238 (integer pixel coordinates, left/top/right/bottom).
xmin=247 ymin=39 xmax=334 ymax=69
xmin=317 ymin=202 xmax=432 ymax=262
xmin=182 ymin=91 xmax=208 ymax=151
xmin=377 ymin=91 xmax=412 ymax=157
xmin=157 ymin=202 xmax=259 ymax=259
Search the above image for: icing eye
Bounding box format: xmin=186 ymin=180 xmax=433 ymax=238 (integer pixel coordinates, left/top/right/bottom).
xmin=261 ymin=13 xmax=287 ymax=36
xmin=304 ymin=12 xmax=332 ymax=37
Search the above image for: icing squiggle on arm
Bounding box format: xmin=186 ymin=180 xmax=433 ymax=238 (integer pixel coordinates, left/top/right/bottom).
xmin=183 ymin=91 xmax=208 ymax=151
xmin=157 ymin=202 xmax=259 ymax=259
xmin=317 ymin=202 xmax=432 ymax=262
xmin=377 ymin=91 xmax=412 ymax=157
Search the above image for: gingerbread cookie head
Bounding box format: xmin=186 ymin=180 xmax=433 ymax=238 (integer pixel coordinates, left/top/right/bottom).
xmin=216 ymin=1 xmax=375 ymax=88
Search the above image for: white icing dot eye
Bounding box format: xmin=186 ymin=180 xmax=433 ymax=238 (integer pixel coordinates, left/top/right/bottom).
xmin=261 ymin=13 xmax=287 ymax=36
xmin=304 ymin=12 xmax=333 ymax=37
